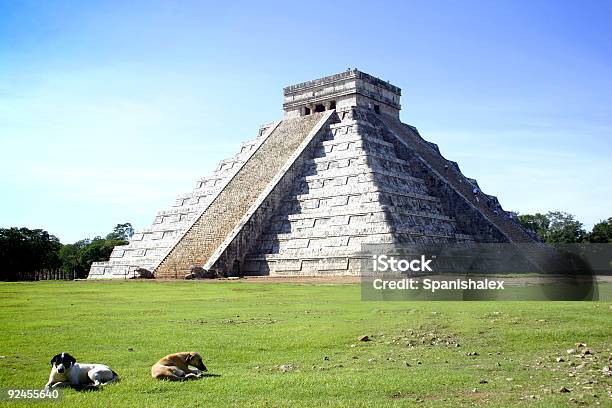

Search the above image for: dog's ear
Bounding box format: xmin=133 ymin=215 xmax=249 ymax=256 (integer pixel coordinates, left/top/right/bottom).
xmin=185 ymin=352 xmax=194 ymax=362
xmin=65 ymin=353 xmax=76 ymax=366
xmin=50 ymin=355 xmax=58 ymax=366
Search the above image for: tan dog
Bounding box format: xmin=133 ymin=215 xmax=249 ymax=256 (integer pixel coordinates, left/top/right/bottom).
xmin=151 ymin=352 xmax=207 ymax=381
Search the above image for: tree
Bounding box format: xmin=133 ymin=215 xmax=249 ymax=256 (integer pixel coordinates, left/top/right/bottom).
xmin=518 ymin=211 xmax=586 ymax=244
xmin=545 ymin=211 xmax=586 ymax=244
xmin=518 ymin=213 xmax=550 ymax=239
xmin=105 ymin=223 xmax=134 ymax=241
xmin=58 ymin=239 xmax=91 ymax=278
xmin=585 ymin=218 xmax=612 ymax=243
xmin=0 ymin=228 xmax=62 ymax=281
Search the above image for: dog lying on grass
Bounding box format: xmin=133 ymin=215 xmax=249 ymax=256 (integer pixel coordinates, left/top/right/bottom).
xmin=151 ymin=352 xmax=207 ymax=381
xmin=45 ymin=352 xmax=119 ymax=390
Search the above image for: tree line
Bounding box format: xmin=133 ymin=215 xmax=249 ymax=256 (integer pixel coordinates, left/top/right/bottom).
xmin=0 ymin=223 xmax=133 ymax=281
xmin=517 ymin=212 xmax=611 ymax=244
xmin=1 ymin=214 xmax=610 ymax=281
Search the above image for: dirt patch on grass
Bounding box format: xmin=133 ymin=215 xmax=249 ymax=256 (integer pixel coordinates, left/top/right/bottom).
xmin=380 ymin=325 xmax=463 ymax=349
xmin=528 ymin=343 xmax=611 ymax=404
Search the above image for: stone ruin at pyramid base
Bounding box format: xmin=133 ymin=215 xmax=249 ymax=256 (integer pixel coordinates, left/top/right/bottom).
xmin=89 ymin=69 xmax=543 ymax=280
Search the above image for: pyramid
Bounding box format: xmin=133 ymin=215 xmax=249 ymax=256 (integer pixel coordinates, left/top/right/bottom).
xmin=89 ymin=70 xmax=539 ymax=279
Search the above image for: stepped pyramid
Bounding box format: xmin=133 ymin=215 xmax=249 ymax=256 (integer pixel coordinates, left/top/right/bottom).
xmin=89 ymin=69 xmax=540 ymax=279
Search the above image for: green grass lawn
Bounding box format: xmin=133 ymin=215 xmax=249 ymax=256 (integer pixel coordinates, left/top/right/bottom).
xmin=0 ymin=281 xmax=610 ymax=407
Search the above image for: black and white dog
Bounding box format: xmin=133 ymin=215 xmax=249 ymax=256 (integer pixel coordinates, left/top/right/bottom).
xmin=45 ymin=352 xmax=119 ymax=390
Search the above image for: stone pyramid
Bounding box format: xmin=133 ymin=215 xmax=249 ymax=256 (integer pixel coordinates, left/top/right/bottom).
xmin=89 ymin=70 xmax=539 ymax=279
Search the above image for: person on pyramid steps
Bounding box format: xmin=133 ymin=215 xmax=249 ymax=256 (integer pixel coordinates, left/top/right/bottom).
xmin=472 ymin=187 xmax=480 ymax=203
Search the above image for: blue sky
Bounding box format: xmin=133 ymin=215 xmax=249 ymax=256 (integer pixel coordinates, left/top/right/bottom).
xmin=0 ymin=0 xmax=610 ymax=243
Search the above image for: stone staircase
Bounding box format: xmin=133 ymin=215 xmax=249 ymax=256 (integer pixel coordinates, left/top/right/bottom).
xmin=88 ymin=122 xmax=278 ymax=279
xmin=244 ymin=107 xmax=476 ymax=276
xmin=154 ymin=112 xmax=332 ymax=278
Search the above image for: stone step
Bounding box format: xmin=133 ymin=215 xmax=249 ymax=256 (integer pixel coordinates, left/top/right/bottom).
xmin=156 ymin=206 xmax=200 ymax=217
xmin=254 ymin=228 xmax=467 ymax=254
xmin=243 ymin=256 xmax=360 ymax=275
xmin=302 ymin=165 xmax=426 ymax=185
xmin=263 ymin=211 xmax=458 ymax=236
xmin=257 ymin=222 xmax=459 ymax=244
xmin=314 ymin=139 xmax=396 ymax=159
xmin=320 ymin=133 xmax=394 ymax=149
xmin=246 ymin=232 xmax=473 ymax=263
xmin=292 ymin=170 xmax=428 ymax=192
xmin=287 ymin=180 xmax=429 ymax=200
xmin=311 ymin=149 xmax=409 ymax=167
xmin=287 ymin=184 xmax=441 ymax=204
xmin=268 ymin=206 xmax=453 ymax=224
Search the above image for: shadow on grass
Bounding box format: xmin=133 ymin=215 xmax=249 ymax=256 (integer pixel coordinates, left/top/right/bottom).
xmin=70 ymin=384 xmax=102 ymax=392
xmin=199 ymin=373 xmax=221 ymax=378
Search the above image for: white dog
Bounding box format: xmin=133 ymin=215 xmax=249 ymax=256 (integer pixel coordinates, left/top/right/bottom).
xmin=45 ymin=352 xmax=119 ymax=390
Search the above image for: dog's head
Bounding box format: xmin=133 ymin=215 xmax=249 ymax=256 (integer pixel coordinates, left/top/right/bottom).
xmin=185 ymin=352 xmax=207 ymax=371
xmin=50 ymin=352 xmax=76 ymax=374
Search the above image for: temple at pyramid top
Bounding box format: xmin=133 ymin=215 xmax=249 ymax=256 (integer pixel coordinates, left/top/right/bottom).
xmin=283 ymin=69 xmax=401 ymax=118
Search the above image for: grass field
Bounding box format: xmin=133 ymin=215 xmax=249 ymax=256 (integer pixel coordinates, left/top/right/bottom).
xmin=0 ymin=280 xmax=610 ymax=407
